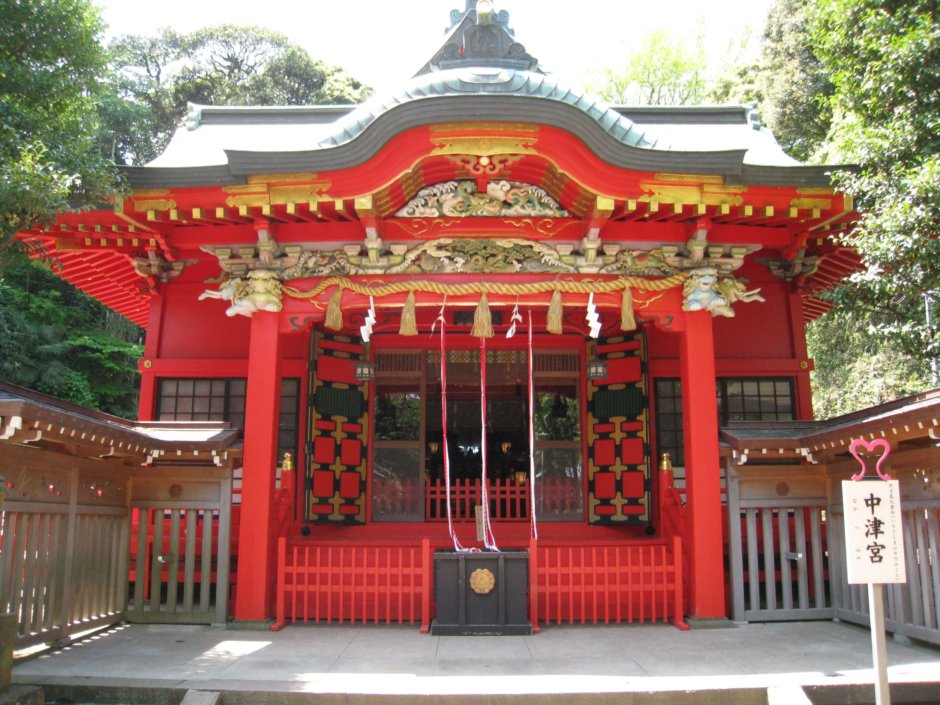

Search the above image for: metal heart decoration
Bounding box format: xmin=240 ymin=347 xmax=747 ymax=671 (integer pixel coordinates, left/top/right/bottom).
xmin=848 ymin=437 xmax=892 ymax=481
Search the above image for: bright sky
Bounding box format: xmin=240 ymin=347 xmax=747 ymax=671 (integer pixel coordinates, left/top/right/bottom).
xmin=95 ymin=0 xmax=773 ymax=95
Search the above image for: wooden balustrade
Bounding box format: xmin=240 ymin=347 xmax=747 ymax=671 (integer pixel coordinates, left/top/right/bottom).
xmin=273 ymin=539 xmax=432 ymax=632
xmin=372 ymin=477 xmax=582 ymax=522
xmin=273 ymin=536 xmax=686 ymax=632
xmin=528 ymin=537 xmax=687 ymax=631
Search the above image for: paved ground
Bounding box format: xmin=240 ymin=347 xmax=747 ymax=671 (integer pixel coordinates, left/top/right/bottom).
xmin=11 ymin=620 xmax=940 ymax=704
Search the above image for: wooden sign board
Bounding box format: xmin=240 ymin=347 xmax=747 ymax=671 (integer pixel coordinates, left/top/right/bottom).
xmin=842 ymin=479 xmax=906 ymax=584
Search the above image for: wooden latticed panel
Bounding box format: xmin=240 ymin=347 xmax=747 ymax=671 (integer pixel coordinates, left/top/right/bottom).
xmin=586 ymin=333 xmax=651 ymax=524
xmin=305 ymin=332 xmax=370 ymax=524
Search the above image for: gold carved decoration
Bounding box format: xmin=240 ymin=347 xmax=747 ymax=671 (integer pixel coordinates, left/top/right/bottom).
xmin=431 ymin=136 xmax=537 ymax=156
xmin=199 ymin=270 xmax=283 ymax=317
xmin=395 ymin=180 xmax=568 ymax=218
xmin=503 ymin=217 xmax=579 ymax=238
xmin=385 ymin=238 xmax=574 ymax=274
xmin=682 ymin=267 xmax=765 ymax=318
xmin=385 ymin=218 xmax=461 ymax=239
xmin=654 ymin=173 xmax=725 ymax=184
xmin=469 ymin=568 xmax=496 ymax=595
xmin=447 ymin=154 xmax=522 ymax=177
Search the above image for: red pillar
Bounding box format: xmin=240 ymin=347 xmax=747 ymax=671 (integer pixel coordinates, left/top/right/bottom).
xmin=137 ymin=292 xmax=164 ymax=421
xmin=788 ymin=288 xmax=814 ymax=420
xmin=679 ymin=310 xmax=726 ymax=619
xmin=235 ymin=311 xmax=281 ymax=622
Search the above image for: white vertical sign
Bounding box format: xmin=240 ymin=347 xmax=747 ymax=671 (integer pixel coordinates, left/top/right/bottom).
xmin=842 ymin=479 xmax=906 ymax=584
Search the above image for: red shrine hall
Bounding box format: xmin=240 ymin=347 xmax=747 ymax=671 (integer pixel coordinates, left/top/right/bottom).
xmin=17 ymin=2 xmax=860 ymax=631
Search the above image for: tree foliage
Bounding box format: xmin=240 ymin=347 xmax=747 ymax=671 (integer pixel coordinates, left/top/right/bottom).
xmin=812 ymin=0 xmax=940 ymax=366
xmin=758 ymin=0 xmax=834 ymax=162
xmin=0 ymin=255 xmax=142 ymax=417
xmin=0 ymin=0 xmax=119 ymax=264
xmin=807 ymin=309 xmax=932 ymax=418
xmin=594 ymin=30 xmax=708 ymax=105
xmin=104 ymin=25 xmax=373 ymax=164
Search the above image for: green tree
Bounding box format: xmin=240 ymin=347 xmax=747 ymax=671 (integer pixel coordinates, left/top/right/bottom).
xmin=813 ymin=0 xmax=940 ymax=366
xmin=757 ymin=0 xmax=834 ymax=162
xmin=105 ymin=25 xmax=373 ymax=165
xmin=807 ymin=309 xmax=931 ymax=418
xmin=594 ymin=29 xmax=708 ymax=105
xmin=0 ymin=255 xmax=142 ymax=417
xmin=0 ymin=0 xmax=118 ymax=265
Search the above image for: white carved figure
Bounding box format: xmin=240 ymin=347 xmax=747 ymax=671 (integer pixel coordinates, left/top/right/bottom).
xmin=683 ymin=267 xmax=764 ymax=318
xmin=199 ymin=270 xmax=283 ymax=317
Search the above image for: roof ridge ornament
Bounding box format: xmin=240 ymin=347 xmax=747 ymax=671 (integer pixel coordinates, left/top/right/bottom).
xmin=427 ymin=1 xmax=538 ymax=74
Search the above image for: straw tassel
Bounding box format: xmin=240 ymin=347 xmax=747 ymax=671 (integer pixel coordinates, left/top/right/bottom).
xmin=546 ymin=289 xmax=563 ymax=334
xmin=620 ymin=287 xmax=637 ymax=331
xmin=325 ymin=287 xmax=343 ymax=330
xmin=471 ymin=292 xmax=494 ymax=338
xmin=399 ymin=291 xmax=418 ymax=336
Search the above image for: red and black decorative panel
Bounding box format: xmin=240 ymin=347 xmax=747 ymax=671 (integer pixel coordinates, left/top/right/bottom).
xmin=586 ymin=332 xmax=650 ymax=525
xmin=305 ymin=332 xmax=370 ymax=524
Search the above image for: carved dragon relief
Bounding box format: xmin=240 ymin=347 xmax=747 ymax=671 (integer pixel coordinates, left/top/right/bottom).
xmin=682 ymin=267 xmax=765 ymax=318
xmin=384 ymin=238 xmax=574 ymax=273
xmin=204 ymin=238 xmax=696 ymax=280
xmin=395 ymin=180 xmax=569 ymax=218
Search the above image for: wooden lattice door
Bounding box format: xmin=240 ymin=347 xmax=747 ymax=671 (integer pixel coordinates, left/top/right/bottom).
xmin=586 ymin=333 xmax=651 ymax=524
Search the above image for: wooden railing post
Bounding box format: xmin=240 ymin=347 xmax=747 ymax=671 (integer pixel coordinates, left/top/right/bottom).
xmin=528 ymin=537 xmax=539 ymax=633
xmin=271 ymin=537 xmax=288 ymax=631
xmin=420 ymin=538 xmax=431 ymax=633
xmin=672 ymin=536 xmax=689 ymax=630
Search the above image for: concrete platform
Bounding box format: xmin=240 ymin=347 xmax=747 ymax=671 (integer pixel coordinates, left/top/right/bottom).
xmin=11 ymin=620 xmax=940 ymax=704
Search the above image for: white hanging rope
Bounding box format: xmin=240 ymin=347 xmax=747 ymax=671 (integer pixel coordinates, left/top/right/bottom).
xmin=434 ymin=298 xmax=467 ymax=553
xmin=527 ymin=310 xmax=538 ymax=540
xmin=479 ymin=336 xmax=499 ymax=551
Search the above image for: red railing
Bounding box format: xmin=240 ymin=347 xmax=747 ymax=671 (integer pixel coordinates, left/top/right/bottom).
xmin=372 ymin=477 xmax=583 ymax=522
xmin=272 ymin=538 xmax=432 ymax=633
xmin=528 ymin=536 xmax=687 ymax=632
xmin=271 ymin=535 xmax=686 ymax=633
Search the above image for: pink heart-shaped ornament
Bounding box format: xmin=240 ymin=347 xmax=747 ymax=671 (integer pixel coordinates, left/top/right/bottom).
xmin=849 ymin=437 xmax=892 ymax=481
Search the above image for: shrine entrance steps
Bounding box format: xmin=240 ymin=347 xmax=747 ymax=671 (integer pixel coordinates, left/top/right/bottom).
xmin=14 ymin=622 xmax=940 ymax=705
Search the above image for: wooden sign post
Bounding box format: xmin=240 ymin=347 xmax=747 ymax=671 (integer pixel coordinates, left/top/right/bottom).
xmin=842 ymin=438 xmax=907 ymax=705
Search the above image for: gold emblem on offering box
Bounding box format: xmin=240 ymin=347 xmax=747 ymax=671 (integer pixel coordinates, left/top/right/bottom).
xmin=469 ymin=568 xmax=496 ymax=595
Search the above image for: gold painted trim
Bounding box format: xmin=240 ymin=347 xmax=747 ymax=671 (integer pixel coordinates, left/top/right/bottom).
xmin=796 ymin=187 xmax=836 ymax=195
xmin=246 ymin=173 xmax=319 ymax=184
xmin=131 ymin=189 xmax=172 ymax=197
xmin=429 ymin=123 xmax=539 ymax=134
xmin=789 ymin=197 xmax=832 ymax=210
xmin=654 ymin=173 xmax=724 ymax=185
xmin=430 ymin=135 xmax=538 ymax=157
xmin=132 ymin=198 xmax=176 ymax=212
xmin=221 ymin=184 xmax=268 ymax=194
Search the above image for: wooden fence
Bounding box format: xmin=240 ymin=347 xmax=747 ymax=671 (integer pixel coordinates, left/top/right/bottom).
xmin=0 ymin=444 xmax=233 ymax=649
xmin=272 ymin=536 xmax=685 ymax=632
xmin=829 ymin=499 xmax=940 ymax=647
xmin=273 ymin=539 xmax=433 ymax=631
xmin=528 ymin=537 xmax=686 ymax=630
xmin=726 ymin=453 xmax=940 ymax=647
xmin=373 ymin=477 xmax=582 ymax=522
xmin=0 ymin=447 xmax=129 ymax=649
xmin=726 ymin=462 xmax=832 ymax=622
xmin=125 ymin=468 xmax=232 ymax=625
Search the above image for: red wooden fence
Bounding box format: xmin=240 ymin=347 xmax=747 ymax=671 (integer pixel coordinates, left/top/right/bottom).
xmin=272 ymin=538 xmax=432 ymax=632
xmin=528 ymin=537 xmax=687 ymax=631
xmin=372 ymin=477 xmax=582 ymax=521
xmin=273 ymin=536 xmax=686 ymax=632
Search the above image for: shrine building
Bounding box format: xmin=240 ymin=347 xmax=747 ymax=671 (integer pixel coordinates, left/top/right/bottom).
xmin=14 ymin=2 xmax=869 ymax=631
